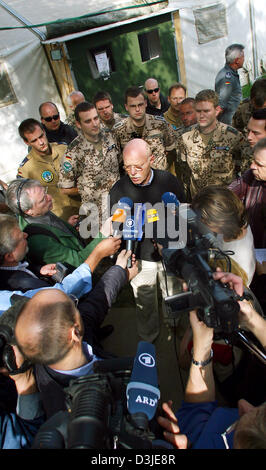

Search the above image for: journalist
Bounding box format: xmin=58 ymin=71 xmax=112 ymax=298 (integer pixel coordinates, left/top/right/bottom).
xmin=13 ymin=250 xmax=138 ymax=418
xmin=157 ymin=272 xmax=266 ymax=449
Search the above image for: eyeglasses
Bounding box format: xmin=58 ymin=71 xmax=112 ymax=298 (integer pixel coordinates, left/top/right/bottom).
xmin=146 ymin=88 xmax=159 ymax=94
xmin=221 ymin=421 xmax=238 ymax=449
xmin=123 ymin=163 xmax=146 ymax=172
xmin=42 ymin=114 xmax=60 ymax=122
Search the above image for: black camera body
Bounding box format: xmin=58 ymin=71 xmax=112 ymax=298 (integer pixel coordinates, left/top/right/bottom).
xmin=32 ymin=369 xmax=165 ymax=450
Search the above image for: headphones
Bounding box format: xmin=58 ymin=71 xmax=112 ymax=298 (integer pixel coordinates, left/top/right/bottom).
xmin=15 ymin=178 xmax=30 ymax=214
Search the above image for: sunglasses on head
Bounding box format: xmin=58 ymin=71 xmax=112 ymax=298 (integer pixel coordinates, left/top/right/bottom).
xmin=42 ymin=114 xmax=60 ymax=122
xmin=146 ymin=88 xmax=159 ymax=94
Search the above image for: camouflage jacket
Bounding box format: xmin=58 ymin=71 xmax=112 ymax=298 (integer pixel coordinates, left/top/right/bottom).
xmin=177 ymin=122 xmax=248 ymax=198
xmin=58 ymin=131 xmax=121 ymax=211
xmin=113 ymin=114 xmax=176 ymax=171
xmin=100 ymin=112 xmax=128 ymax=131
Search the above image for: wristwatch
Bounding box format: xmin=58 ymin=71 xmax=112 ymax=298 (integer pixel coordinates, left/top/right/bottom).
xmin=192 ymin=349 xmax=213 ymax=367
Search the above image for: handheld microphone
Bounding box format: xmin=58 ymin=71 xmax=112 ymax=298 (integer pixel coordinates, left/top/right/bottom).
xmin=123 ymin=203 xmax=145 ymax=267
xmin=161 ymin=192 xmax=180 ymax=213
xmin=111 ymin=197 xmax=133 ymax=237
xmin=126 ymin=341 xmax=160 ymax=431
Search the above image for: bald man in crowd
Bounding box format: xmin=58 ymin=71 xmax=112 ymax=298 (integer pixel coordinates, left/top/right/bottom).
xmin=109 ymin=138 xmax=186 ymax=343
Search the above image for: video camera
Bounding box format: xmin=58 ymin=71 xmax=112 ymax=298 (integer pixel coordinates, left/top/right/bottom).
xmin=158 ymin=200 xmax=266 ymax=363
xmin=32 ymin=342 xmax=171 ymax=450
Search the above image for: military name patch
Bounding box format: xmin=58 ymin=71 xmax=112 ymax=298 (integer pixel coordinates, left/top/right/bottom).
xmin=215 ymin=146 xmax=230 ymax=151
xmin=63 ymin=161 xmax=72 ymax=173
xmin=41 ymin=170 xmax=54 ymax=182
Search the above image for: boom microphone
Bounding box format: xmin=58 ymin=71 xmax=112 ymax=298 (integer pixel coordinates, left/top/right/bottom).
xmin=126 ymin=341 xmax=160 ymax=431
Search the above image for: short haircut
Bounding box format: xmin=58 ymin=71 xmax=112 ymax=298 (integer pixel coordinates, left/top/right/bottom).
xmin=168 ymin=82 xmax=187 ymax=97
xmin=0 ymin=214 xmax=19 ymax=265
xmin=225 ymin=44 xmax=245 ymax=64
xmin=125 ymin=86 xmax=146 ymax=104
xmin=252 ymin=108 xmax=266 ymax=120
xmin=179 ymin=97 xmax=195 ymax=107
xmin=39 ymin=101 xmax=59 ymax=117
xmin=18 ymin=119 xmax=44 ymax=141
xmin=195 ymin=89 xmax=219 ymax=107
xmin=253 ymin=137 xmax=266 ymax=156
xmin=6 ymin=178 xmax=42 ymax=216
xmin=16 ymin=293 xmax=81 ymax=365
xmin=93 ymin=91 xmax=112 ymax=106
xmin=74 ymin=101 xmax=95 ymax=122
xmin=250 ymin=78 xmax=266 ymax=107
xmin=192 ymin=185 xmax=248 ymax=240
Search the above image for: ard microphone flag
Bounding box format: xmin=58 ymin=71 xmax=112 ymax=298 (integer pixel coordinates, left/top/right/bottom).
xmin=126 ymin=341 xmax=160 ymax=427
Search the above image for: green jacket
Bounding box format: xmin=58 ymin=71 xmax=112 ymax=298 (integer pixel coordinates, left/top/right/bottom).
xmin=19 ymin=216 xmax=104 ymax=269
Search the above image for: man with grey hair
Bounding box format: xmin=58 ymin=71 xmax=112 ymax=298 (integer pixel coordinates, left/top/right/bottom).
xmin=215 ymin=43 xmax=245 ymax=125
xmin=5 ymin=178 xmax=120 ymax=269
xmin=65 ymin=90 xmax=85 ymax=129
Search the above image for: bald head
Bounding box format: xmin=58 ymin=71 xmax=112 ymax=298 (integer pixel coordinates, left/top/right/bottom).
xmin=68 ymin=91 xmax=85 ymax=110
xmin=15 ymin=289 xmax=81 ymax=365
xmin=144 ymin=78 xmax=160 ymax=106
xmin=123 ymin=139 xmax=154 ymax=185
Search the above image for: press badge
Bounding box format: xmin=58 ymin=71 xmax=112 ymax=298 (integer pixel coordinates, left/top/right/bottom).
xmin=147 ymin=208 xmax=159 ymax=223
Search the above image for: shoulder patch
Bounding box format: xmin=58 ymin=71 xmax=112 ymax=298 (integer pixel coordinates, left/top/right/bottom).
xmin=226 ymin=125 xmax=238 ymax=135
xmin=67 ymin=136 xmax=79 ymax=151
xmin=18 ymin=156 xmax=29 ymax=167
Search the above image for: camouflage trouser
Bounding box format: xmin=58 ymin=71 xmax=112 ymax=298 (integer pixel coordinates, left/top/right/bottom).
xmin=130 ymin=260 xmax=184 ymax=343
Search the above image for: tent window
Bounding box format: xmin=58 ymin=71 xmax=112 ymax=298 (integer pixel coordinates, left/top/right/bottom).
xmin=0 ymin=62 xmax=18 ymax=108
xmin=87 ymin=45 xmax=115 ymax=80
xmin=138 ymin=29 xmax=161 ymax=62
xmin=193 ymin=3 xmax=228 ymax=44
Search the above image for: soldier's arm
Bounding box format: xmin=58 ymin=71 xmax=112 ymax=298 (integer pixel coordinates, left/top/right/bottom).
xmin=58 ymin=148 xmax=79 ymax=193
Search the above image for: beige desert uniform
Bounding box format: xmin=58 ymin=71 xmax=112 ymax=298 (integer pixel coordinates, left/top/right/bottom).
xmin=177 ymin=122 xmax=247 ymax=199
xmin=100 ymin=112 xmax=128 ymax=131
xmin=58 ymin=131 xmax=121 ymax=228
xmin=17 ymin=143 xmax=81 ymax=221
xmin=113 ymin=114 xmax=176 ymax=171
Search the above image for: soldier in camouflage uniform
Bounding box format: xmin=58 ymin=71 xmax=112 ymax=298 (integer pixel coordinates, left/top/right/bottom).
xmin=113 ymin=86 xmax=176 ymax=172
xmin=232 ymin=77 xmax=266 ymax=134
xmin=93 ymin=90 xmax=127 ymax=131
xmin=58 ymin=102 xmax=120 ymax=233
xmin=177 ymin=89 xmax=248 ymax=200
xmin=17 ymin=119 xmax=81 ymax=221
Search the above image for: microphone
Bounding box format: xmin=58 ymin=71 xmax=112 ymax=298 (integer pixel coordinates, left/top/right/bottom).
xmin=111 ymin=197 xmax=133 ymax=237
xmin=161 ymin=192 xmax=180 ymax=213
xmin=126 ymin=341 xmax=160 ymax=431
xmin=123 ymin=203 xmax=145 ymax=267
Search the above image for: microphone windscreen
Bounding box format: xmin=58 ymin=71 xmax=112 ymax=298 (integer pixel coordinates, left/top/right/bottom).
xmin=126 ymin=341 xmax=160 ymax=421
xmin=162 ymin=192 xmax=180 ymax=207
xmin=118 ymin=197 xmax=133 ymax=210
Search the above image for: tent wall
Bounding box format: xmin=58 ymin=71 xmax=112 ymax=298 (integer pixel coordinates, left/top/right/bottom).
xmin=0 ymin=9 xmax=64 ymax=183
xmin=176 ymin=0 xmax=266 ymax=97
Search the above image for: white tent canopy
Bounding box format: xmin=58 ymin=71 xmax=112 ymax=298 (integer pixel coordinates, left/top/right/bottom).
xmin=0 ymin=0 xmax=265 ymax=181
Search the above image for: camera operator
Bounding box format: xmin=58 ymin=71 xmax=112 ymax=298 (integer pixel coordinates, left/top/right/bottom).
xmin=157 ymin=271 xmax=266 ymax=449
xmin=13 ymin=250 xmax=138 ymax=418
xmin=0 ymin=345 xmax=45 ymax=449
